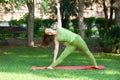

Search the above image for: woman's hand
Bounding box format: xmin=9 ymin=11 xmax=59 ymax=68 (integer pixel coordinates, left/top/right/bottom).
xmin=55 ymin=3 xmax=60 ymax=9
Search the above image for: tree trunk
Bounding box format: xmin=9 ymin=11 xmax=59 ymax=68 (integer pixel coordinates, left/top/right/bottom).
xmin=113 ymin=0 xmax=120 ymax=25
xmin=115 ymin=9 xmax=120 ymax=25
xmin=102 ymin=0 xmax=109 ymax=28
xmin=26 ymin=1 xmax=34 ymax=47
xmin=77 ymin=0 xmax=84 ymax=38
xmin=109 ymin=0 xmax=114 ymax=27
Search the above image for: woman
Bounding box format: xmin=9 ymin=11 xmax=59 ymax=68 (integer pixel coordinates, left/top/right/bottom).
xmin=41 ymin=3 xmax=98 ymax=69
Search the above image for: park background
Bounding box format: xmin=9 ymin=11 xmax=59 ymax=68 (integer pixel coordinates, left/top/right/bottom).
xmin=0 ymin=0 xmax=120 ymax=80
xmin=0 ymin=0 xmax=119 ymax=53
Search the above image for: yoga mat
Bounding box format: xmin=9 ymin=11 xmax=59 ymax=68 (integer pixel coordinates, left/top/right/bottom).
xmin=31 ymin=65 xmax=105 ymax=70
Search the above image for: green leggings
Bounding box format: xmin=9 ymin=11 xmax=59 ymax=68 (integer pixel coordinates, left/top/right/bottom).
xmin=49 ymin=36 xmax=97 ymax=67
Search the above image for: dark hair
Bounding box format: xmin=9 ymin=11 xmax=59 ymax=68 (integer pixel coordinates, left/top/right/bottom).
xmin=41 ymin=31 xmax=54 ymax=47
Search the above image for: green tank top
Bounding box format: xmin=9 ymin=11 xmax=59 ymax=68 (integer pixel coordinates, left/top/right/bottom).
xmin=56 ymin=28 xmax=79 ymax=43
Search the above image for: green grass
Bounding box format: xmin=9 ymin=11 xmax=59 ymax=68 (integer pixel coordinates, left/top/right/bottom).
xmin=0 ymin=47 xmax=120 ymax=80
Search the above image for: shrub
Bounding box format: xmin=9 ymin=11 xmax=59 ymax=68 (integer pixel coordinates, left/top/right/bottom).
xmin=0 ymin=38 xmax=9 ymax=46
xmin=71 ymin=19 xmax=78 ymax=33
xmin=104 ymin=25 xmax=120 ymax=38
xmin=34 ymin=18 xmax=42 ymax=36
xmin=8 ymin=13 xmax=55 ymax=37
xmin=34 ymin=18 xmax=55 ymax=37
xmin=42 ymin=19 xmax=55 ymax=28
xmin=95 ymin=18 xmax=106 ymax=37
xmin=99 ymin=25 xmax=120 ymax=53
xmin=19 ymin=13 xmax=28 ymax=24
xmin=9 ymin=20 xmax=22 ymax=26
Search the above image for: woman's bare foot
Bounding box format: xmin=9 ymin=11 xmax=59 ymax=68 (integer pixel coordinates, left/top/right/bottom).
xmin=46 ymin=66 xmax=54 ymax=70
xmin=94 ymin=66 xmax=99 ymax=69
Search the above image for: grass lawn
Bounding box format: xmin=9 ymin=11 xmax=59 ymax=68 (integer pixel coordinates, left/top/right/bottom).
xmin=0 ymin=47 xmax=120 ymax=80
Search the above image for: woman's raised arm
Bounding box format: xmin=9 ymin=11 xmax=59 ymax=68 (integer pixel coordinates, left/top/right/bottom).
xmin=56 ymin=3 xmax=62 ymax=28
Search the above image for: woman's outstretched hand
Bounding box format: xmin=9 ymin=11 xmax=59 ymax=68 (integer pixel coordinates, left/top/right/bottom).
xmin=55 ymin=3 xmax=60 ymax=9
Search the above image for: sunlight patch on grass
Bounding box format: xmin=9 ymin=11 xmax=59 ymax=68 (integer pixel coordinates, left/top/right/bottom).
xmin=56 ymin=74 xmax=96 ymax=80
xmin=47 ymin=76 xmax=95 ymax=80
xmin=104 ymin=70 xmax=120 ymax=75
xmin=19 ymin=55 xmax=49 ymax=58
xmin=97 ymin=58 xmax=114 ymax=62
xmin=2 ymin=51 xmax=12 ymax=55
xmin=111 ymin=54 xmax=120 ymax=56
xmin=0 ymin=72 xmax=95 ymax=80
xmin=0 ymin=72 xmax=42 ymax=80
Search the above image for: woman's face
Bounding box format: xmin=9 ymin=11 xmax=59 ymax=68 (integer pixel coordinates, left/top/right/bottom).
xmin=45 ymin=28 xmax=55 ymax=35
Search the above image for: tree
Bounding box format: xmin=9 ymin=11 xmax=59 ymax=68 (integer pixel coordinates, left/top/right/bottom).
xmin=39 ymin=0 xmax=55 ymax=19
xmin=1 ymin=0 xmax=36 ymax=47
xmin=58 ymin=0 xmax=85 ymax=38
xmin=25 ymin=0 xmax=34 ymax=47
xmin=60 ymin=0 xmax=75 ymax=29
xmin=77 ymin=0 xmax=84 ymax=38
xmin=0 ymin=0 xmax=15 ymax=17
xmin=100 ymin=0 xmax=114 ymax=28
xmin=113 ymin=0 xmax=120 ymax=25
xmin=98 ymin=0 xmax=120 ymax=27
xmin=12 ymin=0 xmax=35 ymax=47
